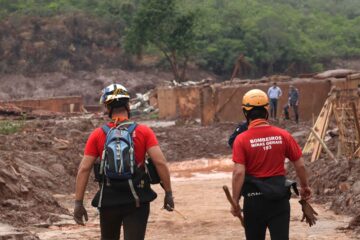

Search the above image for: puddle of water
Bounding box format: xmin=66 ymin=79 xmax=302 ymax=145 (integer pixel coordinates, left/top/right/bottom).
xmin=138 ymin=120 xmax=176 ymax=128
xmin=173 ymin=172 xmax=232 ymax=182
xmin=169 ymin=158 xmax=233 ymax=171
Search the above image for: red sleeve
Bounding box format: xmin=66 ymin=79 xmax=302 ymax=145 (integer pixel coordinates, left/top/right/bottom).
xmin=285 ymin=133 xmax=302 ymax=162
xmin=84 ymin=128 xmax=102 ymax=157
xmin=140 ymin=125 xmax=159 ymax=150
xmin=232 ymin=135 xmax=246 ymax=165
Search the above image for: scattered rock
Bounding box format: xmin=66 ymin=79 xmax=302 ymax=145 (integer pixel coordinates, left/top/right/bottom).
xmin=352 ymin=181 xmax=360 ymax=195
xmin=339 ymin=182 xmax=351 ymax=192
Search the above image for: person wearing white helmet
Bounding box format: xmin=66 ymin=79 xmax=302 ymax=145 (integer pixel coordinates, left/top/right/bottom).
xmin=74 ymin=84 xmax=174 ymax=240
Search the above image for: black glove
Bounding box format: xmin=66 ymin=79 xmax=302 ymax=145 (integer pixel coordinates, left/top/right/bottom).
xmin=164 ymin=191 xmax=174 ymax=211
xmin=299 ymin=199 xmax=318 ymax=227
xmin=74 ymin=200 xmax=88 ymax=225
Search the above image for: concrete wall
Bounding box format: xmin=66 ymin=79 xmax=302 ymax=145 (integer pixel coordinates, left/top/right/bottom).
xmin=1 ymin=96 xmax=83 ymax=113
xmin=158 ymin=86 xmax=201 ymax=119
xmin=198 ymin=79 xmax=332 ymax=125
xmin=157 ymin=78 xmax=358 ymax=125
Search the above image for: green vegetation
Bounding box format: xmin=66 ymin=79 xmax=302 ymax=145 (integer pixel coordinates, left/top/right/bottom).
xmin=0 ymin=120 xmax=24 ymax=135
xmin=125 ymin=0 xmax=197 ymax=81
xmin=1 ymin=0 xmax=360 ymax=78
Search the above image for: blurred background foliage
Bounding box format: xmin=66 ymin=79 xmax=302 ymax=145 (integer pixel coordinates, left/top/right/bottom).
xmin=0 ymin=0 xmax=359 ymax=77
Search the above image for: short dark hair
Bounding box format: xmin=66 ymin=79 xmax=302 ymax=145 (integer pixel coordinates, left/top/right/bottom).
xmin=107 ymin=98 xmax=130 ymax=117
xmin=244 ymin=107 xmax=268 ymax=121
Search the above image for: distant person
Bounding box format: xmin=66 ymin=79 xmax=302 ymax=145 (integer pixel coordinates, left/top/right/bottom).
xmin=231 ymin=89 xmax=311 ymax=240
xmin=284 ymin=85 xmax=299 ymax=123
xmin=228 ymin=121 xmax=248 ymax=148
xmin=74 ymin=84 xmax=174 ymax=240
xmin=267 ymin=82 xmax=282 ymax=120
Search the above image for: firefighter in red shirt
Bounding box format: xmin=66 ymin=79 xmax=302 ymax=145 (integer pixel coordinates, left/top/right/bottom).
xmin=231 ymin=89 xmax=311 ymax=240
xmin=73 ymin=84 xmax=174 ymax=240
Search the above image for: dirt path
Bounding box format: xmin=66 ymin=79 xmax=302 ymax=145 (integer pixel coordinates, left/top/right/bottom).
xmin=32 ymin=160 xmax=357 ymax=240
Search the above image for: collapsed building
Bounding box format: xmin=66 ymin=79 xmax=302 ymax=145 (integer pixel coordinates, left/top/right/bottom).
xmin=156 ymin=70 xmax=360 ymax=126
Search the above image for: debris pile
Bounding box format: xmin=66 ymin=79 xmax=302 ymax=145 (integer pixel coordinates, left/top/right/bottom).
xmin=0 ymin=103 xmax=24 ymax=116
xmin=130 ymin=90 xmax=159 ymax=115
xmin=169 ymin=78 xmax=215 ymax=87
xmin=0 ymin=116 xmax=98 ymax=227
xmin=297 ymin=83 xmax=360 ymax=230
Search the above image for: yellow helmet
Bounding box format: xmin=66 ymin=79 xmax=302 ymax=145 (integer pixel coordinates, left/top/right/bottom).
xmin=242 ymin=89 xmax=269 ymax=111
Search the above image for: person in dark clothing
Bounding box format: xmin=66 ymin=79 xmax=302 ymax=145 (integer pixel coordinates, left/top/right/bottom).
xmin=74 ymin=84 xmax=174 ymax=240
xmin=231 ymin=89 xmax=311 ymax=240
xmin=228 ymin=121 xmax=248 ymax=148
xmin=284 ymin=85 xmax=299 ymax=123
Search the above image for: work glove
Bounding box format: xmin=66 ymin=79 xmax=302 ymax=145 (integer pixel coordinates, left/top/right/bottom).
xmin=164 ymin=191 xmax=174 ymax=211
xmin=299 ymin=199 xmax=318 ymax=227
xmin=300 ymin=186 xmax=312 ymax=201
xmin=73 ymin=200 xmax=88 ymax=225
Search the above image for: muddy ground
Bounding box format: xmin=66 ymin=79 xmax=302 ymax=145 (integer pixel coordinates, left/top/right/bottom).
xmin=0 ymin=114 xmax=360 ymax=239
xmin=34 ymin=168 xmax=358 ymax=240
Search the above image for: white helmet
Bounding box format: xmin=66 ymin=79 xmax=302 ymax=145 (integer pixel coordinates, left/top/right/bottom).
xmin=99 ymin=84 xmax=130 ymax=105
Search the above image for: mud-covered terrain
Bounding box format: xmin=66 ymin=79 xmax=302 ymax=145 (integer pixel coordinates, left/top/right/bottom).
xmin=0 ymin=114 xmax=359 ymax=239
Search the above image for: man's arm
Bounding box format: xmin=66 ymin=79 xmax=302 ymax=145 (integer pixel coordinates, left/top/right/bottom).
xmin=296 ymin=89 xmax=299 ymax=106
xmin=147 ymin=146 xmax=172 ymax=192
xmin=148 ymin=145 xmax=174 ymax=211
xmin=232 ymin=163 xmax=245 ymax=204
xmin=75 ymin=155 xmax=97 ymax=201
xmin=74 ymin=155 xmax=96 ymax=225
xmin=292 ymin=157 xmax=311 ymax=200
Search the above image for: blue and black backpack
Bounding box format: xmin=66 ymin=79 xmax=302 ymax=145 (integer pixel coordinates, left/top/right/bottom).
xmin=97 ymin=121 xmax=141 ymax=207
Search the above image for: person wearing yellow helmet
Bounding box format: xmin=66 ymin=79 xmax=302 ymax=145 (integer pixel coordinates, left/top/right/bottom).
xmin=74 ymin=83 xmax=174 ymax=240
xmin=230 ymin=89 xmax=311 ymax=240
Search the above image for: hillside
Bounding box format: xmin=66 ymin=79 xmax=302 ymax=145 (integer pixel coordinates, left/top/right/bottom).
xmin=0 ymin=0 xmax=359 ymax=78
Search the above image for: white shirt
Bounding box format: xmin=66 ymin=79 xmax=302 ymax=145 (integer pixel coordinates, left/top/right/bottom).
xmin=267 ymin=86 xmax=282 ymax=99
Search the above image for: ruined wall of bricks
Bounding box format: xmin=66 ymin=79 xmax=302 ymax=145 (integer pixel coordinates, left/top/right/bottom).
xmin=157 ymin=78 xmax=360 ymax=125
xmin=1 ymin=96 xmax=84 ymax=113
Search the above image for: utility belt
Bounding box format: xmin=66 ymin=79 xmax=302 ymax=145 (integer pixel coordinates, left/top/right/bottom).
xmin=242 ymin=175 xmax=299 ymax=200
xmin=92 ymin=163 xmax=157 ymax=208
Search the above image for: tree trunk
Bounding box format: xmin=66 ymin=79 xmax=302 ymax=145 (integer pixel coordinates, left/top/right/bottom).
xmin=160 ymin=48 xmax=180 ymax=81
xmin=180 ymin=56 xmax=189 ymax=82
xmin=170 ymin=51 xmax=180 ymax=81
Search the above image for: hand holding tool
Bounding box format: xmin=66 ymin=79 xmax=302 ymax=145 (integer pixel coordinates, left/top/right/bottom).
xmin=223 ymin=185 xmax=244 ymax=227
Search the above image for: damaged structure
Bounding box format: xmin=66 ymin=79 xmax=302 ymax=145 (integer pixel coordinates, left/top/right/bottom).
xmin=0 ymin=96 xmax=84 ymax=114
xmin=156 ymin=70 xmax=360 ymax=126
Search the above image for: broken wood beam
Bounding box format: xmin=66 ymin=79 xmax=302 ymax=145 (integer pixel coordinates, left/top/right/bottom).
xmin=350 ymin=102 xmax=360 ymax=147
xmin=353 ymin=146 xmax=360 ymax=158
xmin=310 ymin=128 xmax=337 ymax=163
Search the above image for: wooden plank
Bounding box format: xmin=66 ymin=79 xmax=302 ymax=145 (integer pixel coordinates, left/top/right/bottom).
xmin=303 ymin=98 xmax=331 ymax=154
xmin=311 ymin=101 xmax=333 ymax=161
xmin=303 ymin=97 xmax=332 ymax=157
xmin=350 ymin=102 xmax=360 ymax=147
xmin=310 ymin=128 xmax=337 ymax=162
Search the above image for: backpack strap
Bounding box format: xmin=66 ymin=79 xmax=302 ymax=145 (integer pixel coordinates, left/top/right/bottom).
xmin=101 ymin=124 xmax=111 ymax=135
xmin=127 ymin=123 xmax=137 ymax=135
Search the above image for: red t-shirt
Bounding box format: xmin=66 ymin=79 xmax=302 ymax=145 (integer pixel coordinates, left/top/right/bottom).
xmin=84 ymin=122 xmax=158 ymax=165
xmin=232 ymin=125 xmax=302 ymax=177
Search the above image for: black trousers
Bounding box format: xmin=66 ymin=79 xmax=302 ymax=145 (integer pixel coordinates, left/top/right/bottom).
xmin=284 ymin=104 xmax=299 ymax=123
xmin=243 ymin=195 xmax=290 ymax=240
xmin=99 ymin=202 xmax=150 ymax=240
